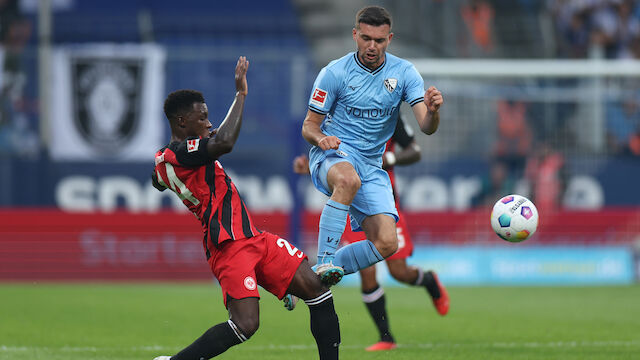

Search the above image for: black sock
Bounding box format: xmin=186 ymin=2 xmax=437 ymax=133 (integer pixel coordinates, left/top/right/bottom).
xmin=362 ymin=285 xmax=394 ymax=343
xmin=415 ymin=268 xmax=441 ymax=299
xmin=171 ymin=320 xmax=245 ymax=360
xmin=305 ymin=291 xmax=340 ymax=360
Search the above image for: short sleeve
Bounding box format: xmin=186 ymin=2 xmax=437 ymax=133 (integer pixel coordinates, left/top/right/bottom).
xmin=308 ymin=67 xmax=341 ymax=115
xmin=170 ymin=137 xmax=212 ymax=167
xmin=403 ymin=64 xmax=425 ymax=106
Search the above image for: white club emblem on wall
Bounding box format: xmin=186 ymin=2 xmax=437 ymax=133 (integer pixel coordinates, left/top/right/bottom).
xmin=49 ymin=43 xmax=166 ymax=161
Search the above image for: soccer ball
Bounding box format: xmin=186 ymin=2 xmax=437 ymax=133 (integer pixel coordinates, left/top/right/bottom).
xmin=490 ymin=194 xmax=539 ymax=242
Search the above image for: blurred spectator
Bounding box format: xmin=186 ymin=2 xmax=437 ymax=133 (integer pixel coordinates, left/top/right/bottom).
xmin=524 ymin=141 xmax=566 ymax=213
xmin=0 ymin=0 xmax=36 ymax=157
xmin=460 ymin=0 xmax=495 ymax=56
xmin=612 ymin=0 xmax=640 ymax=59
xmin=590 ymin=0 xmax=621 ymax=58
xmin=605 ymin=95 xmax=640 ymax=156
xmin=0 ymin=0 xmax=30 ymax=102
xmin=549 ymin=0 xmax=640 ymax=59
xmin=493 ymin=99 xmax=533 ymax=178
xmin=472 ymin=160 xmax=516 ymax=207
xmin=551 ymin=0 xmax=592 ymax=58
xmin=472 ymin=100 xmax=533 ymax=208
xmin=559 ymin=2 xmax=590 ymax=58
xmin=629 ymin=32 xmax=640 ymax=57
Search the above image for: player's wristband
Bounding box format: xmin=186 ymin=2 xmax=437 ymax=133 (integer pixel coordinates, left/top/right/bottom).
xmin=384 ymin=152 xmax=397 ymax=167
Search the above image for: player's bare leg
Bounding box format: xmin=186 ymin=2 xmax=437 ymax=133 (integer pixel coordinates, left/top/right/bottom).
xmin=386 ymin=259 xmax=449 ymax=316
xmin=359 ymin=265 xmax=397 ymax=351
xmin=314 ymin=162 xmax=361 ymax=285
xmin=330 ymin=214 xmax=391 ymax=277
xmin=361 ymin=214 xmax=399 ymax=258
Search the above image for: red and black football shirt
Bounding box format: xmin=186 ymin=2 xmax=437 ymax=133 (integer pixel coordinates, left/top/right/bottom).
xmin=153 ymin=137 xmax=261 ymax=258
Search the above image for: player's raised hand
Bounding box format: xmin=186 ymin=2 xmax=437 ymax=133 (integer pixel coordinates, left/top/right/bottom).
xmin=293 ymin=154 xmax=311 ymax=175
xmin=235 ymin=56 xmax=249 ymax=96
xmin=425 ymin=86 xmax=443 ymax=113
xmin=318 ymin=135 xmax=341 ymax=150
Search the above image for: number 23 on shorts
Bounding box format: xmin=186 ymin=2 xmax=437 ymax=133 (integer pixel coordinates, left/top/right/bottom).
xmin=277 ymin=238 xmax=304 ymax=258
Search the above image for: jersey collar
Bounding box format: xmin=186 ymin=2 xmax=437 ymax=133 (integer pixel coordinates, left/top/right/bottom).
xmin=353 ymin=52 xmax=386 ymax=75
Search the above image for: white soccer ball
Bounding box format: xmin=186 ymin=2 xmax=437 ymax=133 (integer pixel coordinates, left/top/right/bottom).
xmin=490 ymin=194 xmax=539 ymax=242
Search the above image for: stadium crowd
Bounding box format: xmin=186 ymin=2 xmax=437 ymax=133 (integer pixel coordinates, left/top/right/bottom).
xmin=550 ymin=0 xmax=640 ymax=59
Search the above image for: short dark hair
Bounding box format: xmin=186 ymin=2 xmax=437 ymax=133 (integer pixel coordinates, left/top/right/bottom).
xmin=163 ymin=89 xmax=205 ymax=121
xmin=355 ymin=6 xmax=392 ymax=29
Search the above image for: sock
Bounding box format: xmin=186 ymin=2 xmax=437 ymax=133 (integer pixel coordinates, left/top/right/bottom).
xmin=333 ymin=240 xmax=384 ymax=275
xmin=414 ymin=268 xmax=441 ymax=299
xmin=171 ymin=320 xmax=246 ymax=360
xmin=305 ymin=291 xmax=340 ymax=360
xmin=317 ymin=199 xmax=349 ymax=263
xmin=362 ymin=285 xmax=394 ymax=343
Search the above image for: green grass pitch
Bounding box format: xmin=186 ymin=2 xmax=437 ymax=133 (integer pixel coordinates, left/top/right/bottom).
xmin=1 ymin=283 xmax=639 ymax=360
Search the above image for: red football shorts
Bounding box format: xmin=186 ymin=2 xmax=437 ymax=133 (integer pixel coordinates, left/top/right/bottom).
xmin=207 ymin=231 xmax=307 ymax=307
xmin=342 ymin=210 xmax=413 ymax=261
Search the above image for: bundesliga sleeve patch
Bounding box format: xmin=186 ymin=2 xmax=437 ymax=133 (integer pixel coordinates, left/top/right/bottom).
xmin=187 ymin=139 xmax=200 ymax=152
xmin=310 ymin=88 xmax=328 ymax=108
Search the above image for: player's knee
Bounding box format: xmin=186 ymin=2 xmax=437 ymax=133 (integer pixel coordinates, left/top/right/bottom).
xmin=377 ymin=236 xmax=398 ymax=258
xmin=382 ymin=243 xmax=398 ymax=258
xmin=233 ymin=316 xmax=259 ymax=338
xmin=375 ymin=239 xmax=398 ymax=258
xmin=332 ymin=172 xmax=361 ymax=194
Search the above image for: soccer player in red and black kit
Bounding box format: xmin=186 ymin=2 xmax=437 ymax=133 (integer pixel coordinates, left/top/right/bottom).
xmin=151 ymin=57 xmax=340 ymax=360
xmin=291 ymin=112 xmax=448 ymax=352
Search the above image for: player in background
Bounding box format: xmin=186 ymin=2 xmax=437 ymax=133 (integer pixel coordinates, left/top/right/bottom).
xmin=302 ymin=6 xmax=443 ymax=285
xmin=290 ymin=112 xmax=449 ymax=351
xmin=151 ymin=57 xmax=340 ymax=360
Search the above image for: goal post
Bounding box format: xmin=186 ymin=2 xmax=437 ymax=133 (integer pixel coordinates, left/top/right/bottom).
xmin=407 ymin=58 xmax=640 ymax=159
xmin=408 ymin=58 xmax=640 ymax=78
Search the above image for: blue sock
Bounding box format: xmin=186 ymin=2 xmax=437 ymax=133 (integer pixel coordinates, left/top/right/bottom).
xmin=333 ymin=240 xmax=384 ymax=275
xmin=317 ymin=199 xmax=349 ymax=264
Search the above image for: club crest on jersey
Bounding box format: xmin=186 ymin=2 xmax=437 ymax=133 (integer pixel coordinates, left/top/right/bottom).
xmin=244 ymin=276 xmax=257 ymax=290
xmin=384 ymin=78 xmax=397 ymax=93
xmin=187 ymin=139 xmax=200 ymax=152
xmin=310 ymin=88 xmax=328 ymax=108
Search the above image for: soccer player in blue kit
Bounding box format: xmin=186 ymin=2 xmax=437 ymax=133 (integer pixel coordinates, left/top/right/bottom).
xmin=302 ymin=6 xmax=443 ymax=285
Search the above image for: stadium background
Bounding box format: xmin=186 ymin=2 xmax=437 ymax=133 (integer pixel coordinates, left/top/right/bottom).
xmin=0 ymin=0 xmax=639 ymax=286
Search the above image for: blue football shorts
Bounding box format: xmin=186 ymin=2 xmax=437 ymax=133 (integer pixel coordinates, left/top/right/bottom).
xmin=309 ymin=143 xmax=398 ymax=232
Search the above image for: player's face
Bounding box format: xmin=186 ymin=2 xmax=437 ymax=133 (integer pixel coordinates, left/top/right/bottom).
xmin=182 ymin=102 xmax=211 ymax=138
xmin=353 ymin=23 xmax=392 ymax=70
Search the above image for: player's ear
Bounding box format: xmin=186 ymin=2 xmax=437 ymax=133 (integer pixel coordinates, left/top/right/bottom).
xmin=176 ymin=116 xmax=186 ymax=128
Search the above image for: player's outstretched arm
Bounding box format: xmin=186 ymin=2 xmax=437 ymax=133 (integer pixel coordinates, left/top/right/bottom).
xmin=207 ymin=56 xmax=249 ymax=158
xmin=302 ymin=110 xmax=341 ymax=150
xmin=413 ymin=86 xmax=443 ymax=135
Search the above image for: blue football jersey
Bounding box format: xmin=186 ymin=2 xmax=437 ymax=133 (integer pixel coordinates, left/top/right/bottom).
xmin=308 ymin=52 xmax=425 ymax=158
